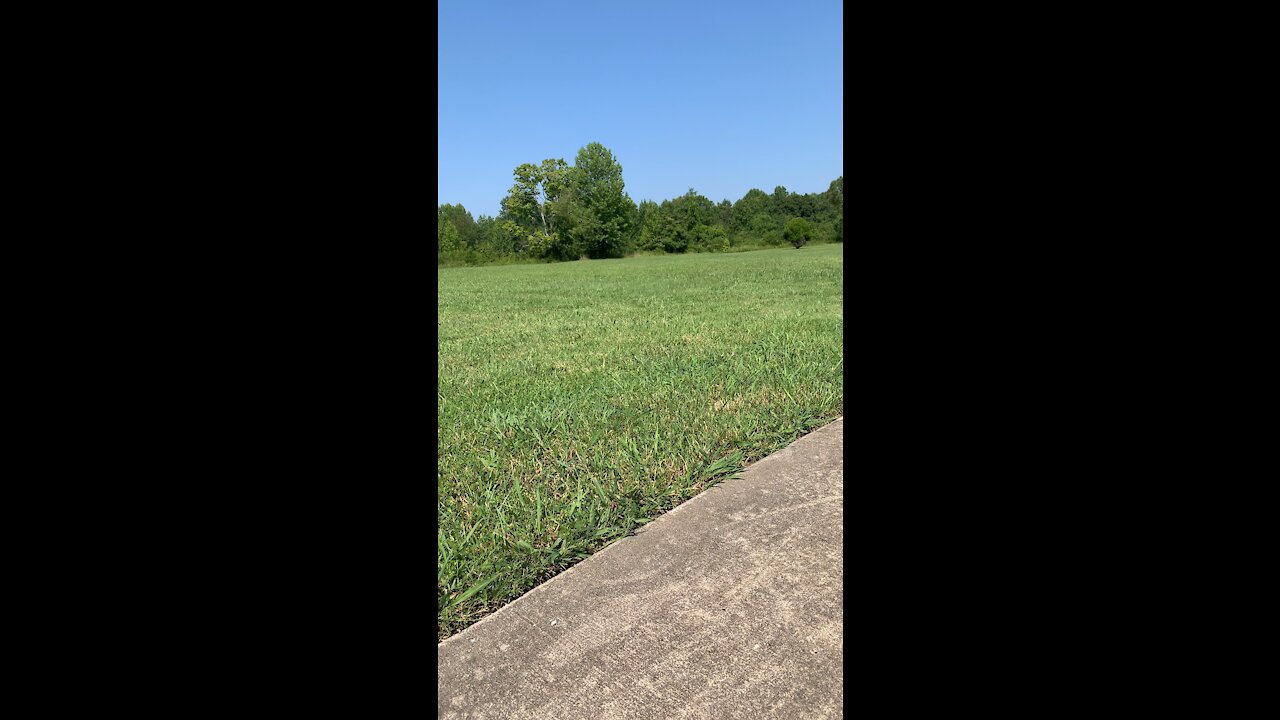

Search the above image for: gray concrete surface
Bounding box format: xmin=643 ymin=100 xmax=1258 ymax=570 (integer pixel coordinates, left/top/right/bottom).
xmin=438 ymin=418 xmax=843 ymax=720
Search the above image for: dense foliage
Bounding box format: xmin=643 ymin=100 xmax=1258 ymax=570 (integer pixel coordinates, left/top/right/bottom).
xmin=439 ymin=142 xmax=843 ymax=266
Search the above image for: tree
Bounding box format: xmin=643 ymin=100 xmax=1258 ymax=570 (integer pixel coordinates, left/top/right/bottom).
xmin=677 ymin=189 xmax=714 ymax=227
xmin=568 ymin=142 xmax=634 ymax=259
xmin=826 ymin=176 xmax=843 ymax=207
xmin=438 ymin=204 xmax=479 ymax=248
xmin=732 ymin=188 xmax=769 ymax=232
xmin=632 ymin=199 xmax=658 ymax=250
xmin=650 ymin=200 xmax=689 ymax=252
xmin=438 ymin=216 xmax=461 ymax=253
xmin=634 ymin=200 xmax=661 ymax=251
xmin=784 ymin=217 xmax=811 ymax=249
xmin=502 ymin=159 xmax=573 ymax=260
xmin=792 ymin=193 xmax=821 ymax=221
xmin=831 ymin=176 xmax=844 ymax=243
xmin=475 ymin=214 xmax=521 ymax=257
xmin=749 ymin=212 xmax=782 ymax=244
xmin=645 ymin=189 xmax=716 ymax=253
xmin=717 ymin=199 xmax=733 ymax=228
xmin=772 ymin=185 xmax=795 ymax=218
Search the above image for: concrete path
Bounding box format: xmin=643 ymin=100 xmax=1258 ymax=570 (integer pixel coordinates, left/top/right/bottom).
xmin=438 ymin=418 xmax=843 ymax=720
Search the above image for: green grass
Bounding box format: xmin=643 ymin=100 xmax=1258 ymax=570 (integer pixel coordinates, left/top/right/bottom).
xmin=438 ymin=244 xmax=843 ymax=640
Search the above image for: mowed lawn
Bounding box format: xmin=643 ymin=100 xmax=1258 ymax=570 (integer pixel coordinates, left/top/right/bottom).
xmin=438 ymin=244 xmax=843 ymax=639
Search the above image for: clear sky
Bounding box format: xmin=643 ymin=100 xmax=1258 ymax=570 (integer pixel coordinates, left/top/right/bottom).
xmin=438 ymin=0 xmax=843 ymax=218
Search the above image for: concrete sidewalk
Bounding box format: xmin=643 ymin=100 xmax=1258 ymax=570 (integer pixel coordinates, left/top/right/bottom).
xmin=438 ymin=418 xmax=843 ymax=720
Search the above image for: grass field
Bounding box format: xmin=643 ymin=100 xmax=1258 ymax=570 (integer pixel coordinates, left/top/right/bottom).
xmin=438 ymin=244 xmax=843 ymax=640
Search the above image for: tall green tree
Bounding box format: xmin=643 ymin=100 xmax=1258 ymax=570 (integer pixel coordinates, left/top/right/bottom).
xmin=568 ymin=142 xmax=634 ymax=259
xmin=732 ymin=189 xmax=770 ymax=232
xmin=438 ymin=204 xmax=479 ymax=248
xmin=792 ymin=193 xmax=821 ymax=221
xmin=438 ymin=216 xmax=461 ymax=253
xmin=717 ymin=199 xmax=733 ymax=228
xmin=474 ymin=214 xmax=519 ymax=257
xmin=502 ymin=158 xmax=572 ymax=259
xmin=749 ymin=212 xmax=783 ymax=244
xmin=825 ymin=176 xmax=843 ymax=215
xmin=826 ymin=176 xmax=843 ymax=241
xmin=632 ymin=199 xmax=659 ymax=250
xmin=771 ymin=185 xmax=794 ymax=218
xmin=644 ymin=189 xmax=718 ymax=253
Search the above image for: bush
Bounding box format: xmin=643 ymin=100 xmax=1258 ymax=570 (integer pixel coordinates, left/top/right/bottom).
xmin=784 ymin=218 xmax=811 ymax=249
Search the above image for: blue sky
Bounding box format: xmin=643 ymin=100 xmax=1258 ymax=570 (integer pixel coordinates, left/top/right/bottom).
xmin=438 ymin=0 xmax=843 ymax=218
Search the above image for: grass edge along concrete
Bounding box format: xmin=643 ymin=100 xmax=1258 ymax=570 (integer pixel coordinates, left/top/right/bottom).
xmin=438 ymin=245 xmax=843 ymax=640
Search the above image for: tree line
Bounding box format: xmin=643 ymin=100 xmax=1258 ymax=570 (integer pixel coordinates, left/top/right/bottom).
xmin=439 ymin=142 xmax=843 ymax=266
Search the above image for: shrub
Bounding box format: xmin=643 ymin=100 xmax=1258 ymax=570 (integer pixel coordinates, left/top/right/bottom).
xmin=784 ymin=218 xmax=811 ymax=249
